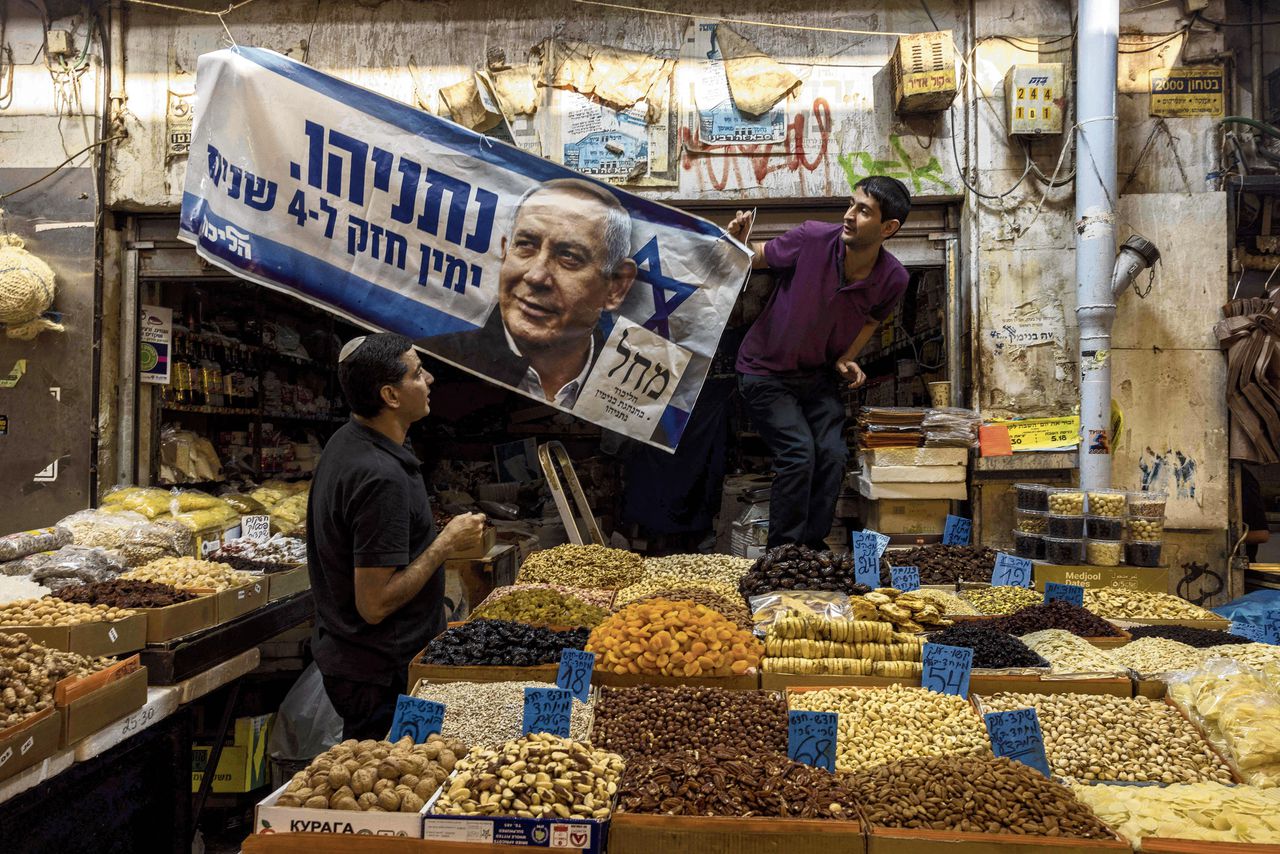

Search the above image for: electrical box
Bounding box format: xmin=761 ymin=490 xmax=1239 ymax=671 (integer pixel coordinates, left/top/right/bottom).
xmin=1005 ymin=63 xmax=1065 ymax=135
xmin=891 ymin=30 xmax=958 ymax=115
xmin=46 ymin=28 xmax=71 ymax=57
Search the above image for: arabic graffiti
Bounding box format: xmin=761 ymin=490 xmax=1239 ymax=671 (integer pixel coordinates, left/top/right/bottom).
xmin=837 ymin=135 xmax=956 ymax=195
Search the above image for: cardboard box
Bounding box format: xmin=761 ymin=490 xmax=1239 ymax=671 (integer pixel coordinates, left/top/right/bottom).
xmin=449 ymin=526 xmax=498 ymax=560
xmin=60 ymin=665 xmax=148 ymax=746
xmin=5 ymin=612 xmax=147 ymax=658
xmin=865 ymin=827 xmax=1129 ymax=853
xmin=141 ymin=594 xmax=217 ymax=643
xmin=1032 ymin=563 xmax=1170 ymax=593
xmin=267 ymin=565 xmax=310 ymax=602
xmin=863 ymin=448 xmax=967 ymax=467
xmin=423 ymin=785 xmax=608 ymax=852
xmin=861 ymin=498 xmax=951 ymax=535
xmin=862 ymin=465 xmax=966 ymax=484
xmin=193 ymin=716 xmax=271 ymax=793
xmin=1115 ymin=617 xmax=1231 ymax=631
xmin=255 ymin=782 xmax=431 ymax=837
xmin=856 ymin=475 xmax=966 ymax=501
xmin=215 ymin=579 xmax=269 ymax=623
xmin=608 ymin=813 xmax=865 ymax=854
xmin=1140 ymin=840 xmax=1280 ymax=853
xmin=0 ymin=708 xmax=61 ymax=784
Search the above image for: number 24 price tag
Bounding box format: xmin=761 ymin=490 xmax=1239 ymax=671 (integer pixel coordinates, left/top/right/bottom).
xmin=556 ymin=649 xmax=595 ymax=703
xmin=788 ymin=710 xmax=837 ymax=773
xmin=921 ymin=643 xmax=972 ymax=697
xmin=851 ymin=532 xmax=882 ymax=588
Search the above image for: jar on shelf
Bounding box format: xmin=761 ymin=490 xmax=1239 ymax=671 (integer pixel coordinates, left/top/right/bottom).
xmin=1043 ymin=536 xmax=1084 ymax=565
xmin=1085 ymin=515 xmax=1124 ymax=540
xmin=1047 ymin=488 xmax=1086 ymax=515
xmin=1015 ymin=510 xmax=1048 ymax=534
xmin=1125 ymin=540 xmax=1163 ymax=567
xmin=1014 ymin=530 xmax=1045 ymax=560
xmin=1085 ymin=488 xmax=1127 ymax=518
xmin=1047 ymin=514 xmax=1085 ymax=539
xmin=1015 ymin=483 xmax=1049 ymax=512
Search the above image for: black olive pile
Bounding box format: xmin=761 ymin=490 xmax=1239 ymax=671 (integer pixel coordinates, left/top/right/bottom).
xmin=738 ymin=545 xmax=871 ymax=597
xmin=419 ymin=619 xmax=591 ymax=667
xmin=1126 ymin=624 xmax=1253 ymax=648
xmin=927 ymin=624 xmax=1049 ymax=669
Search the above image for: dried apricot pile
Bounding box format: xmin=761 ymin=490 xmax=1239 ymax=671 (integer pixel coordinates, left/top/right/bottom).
xmin=586 ymin=598 xmax=762 ymax=677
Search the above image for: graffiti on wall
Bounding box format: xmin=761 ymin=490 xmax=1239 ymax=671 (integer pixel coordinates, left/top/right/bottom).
xmin=679 ymin=97 xmax=834 ymax=193
xmin=1138 ymin=447 xmax=1198 ymax=500
xmin=837 ymin=135 xmax=956 ymax=195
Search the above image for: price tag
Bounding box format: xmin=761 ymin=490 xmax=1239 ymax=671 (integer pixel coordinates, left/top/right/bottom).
xmin=942 ymin=515 xmax=972 ymax=546
xmin=388 ymin=694 xmax=445 ymax=743
xmin=523 ymin=687 xmax=572 ymax=738
xmin=992 ymin=553 xmax=1033 ymax=588
xmin=861 ymin=529 xmax=890 ymax=561
xmin=851 ymin=532 xmax=882 ymax=588
xmin=556 ymin=649 xmax=595 ymax=703
xmin=921 ymin=642 xmax=973 ymax=697
xmin=1230 ymin=620 xmax=1268 ymax=643
xmin=1265 ymin=610 xmax=1280 ymax=644
xmin=1043 ymin=582 xmax=1084 ymax=607
xmin=787 ymin=710 xmax=838 ymax=773
xmin=890 ymin=566 xmax=921 ymax=592
xmin=241 ymin=515 xmax=271 ymax=542
xmin=983 ymin=707 xmax=1051 ymax=777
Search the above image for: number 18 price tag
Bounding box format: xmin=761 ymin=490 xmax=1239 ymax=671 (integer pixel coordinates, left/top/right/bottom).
xmin=556 ymin=649 xmax=595 ymax=704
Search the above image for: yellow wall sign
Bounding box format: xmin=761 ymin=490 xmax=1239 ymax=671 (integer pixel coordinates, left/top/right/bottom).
xmin=992 ymin=416 xmax=1081 ymax=451
xmin=1150 ymin=66 xmax=1225 ymax=118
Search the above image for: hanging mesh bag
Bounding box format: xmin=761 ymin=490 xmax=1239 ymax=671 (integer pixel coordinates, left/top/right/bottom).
xmin=0 ymin=233 xmax=64 ymax=340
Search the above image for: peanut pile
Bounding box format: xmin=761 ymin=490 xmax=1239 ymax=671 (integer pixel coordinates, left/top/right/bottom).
xmin=122 ymin=556 xmax=253 ymax=591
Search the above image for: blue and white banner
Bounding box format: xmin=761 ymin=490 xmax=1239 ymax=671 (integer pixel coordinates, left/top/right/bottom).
xmin=179 ymin=47 xmax=751 ymax=451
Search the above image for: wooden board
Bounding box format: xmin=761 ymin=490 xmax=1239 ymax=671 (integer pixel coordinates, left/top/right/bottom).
xmin=609 ymin=812 xmax=865 ymax=854
xmin=866 ymin=827 xmax=1129 ymax=853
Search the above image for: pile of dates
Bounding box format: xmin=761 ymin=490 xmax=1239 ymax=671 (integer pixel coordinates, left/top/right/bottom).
xmin=738 ymin=545 xmax=870 ymax=597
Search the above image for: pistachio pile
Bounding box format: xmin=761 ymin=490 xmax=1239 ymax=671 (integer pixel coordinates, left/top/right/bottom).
xmin=1107 ymin=637 xmax=1211 ymax=677
xmin=787 ymin=684 xmax=991 ymax=772
xmin=978 ymin=692 xmax=1235 ymax=784
xmin=432 ymin=733 xmax=624 ymax=820
xmin=0 ymin=598 xmax=134 ymax=627
xmin=480 ymin=583 xmax=615 ymax=612
xmin=960 ymin=585 xmax=1044 ymax=616
xmin=275 ymin=735 xmax=464 ymax=811
xmin=410 ymin=680 xmax=593 ymax=749
xmin=516 ymin=545 xmax=645 ymax=589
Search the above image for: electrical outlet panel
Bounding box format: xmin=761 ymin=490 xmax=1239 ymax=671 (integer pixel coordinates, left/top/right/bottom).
xmin=46 ymin=29 xmax=72 ymax=56
xmin=1182 ymin=0 xmax=1209 ymax=12
xmin=1005 ymin=63 xmax=1065 ymax=136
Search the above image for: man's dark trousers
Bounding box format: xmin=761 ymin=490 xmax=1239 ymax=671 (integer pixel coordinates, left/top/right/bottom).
xmin=738 ymin=370 xmax=847 ymax=549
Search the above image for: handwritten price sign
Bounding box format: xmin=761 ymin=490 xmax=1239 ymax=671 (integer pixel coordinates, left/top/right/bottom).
xmin=992 ymin=553 xmax=1033 ymax=588
xmin=861 ymin=529 xmax=890 ymax=560
xmin=1043 ymin=582 xmax=1084 ymax=607
xmin=787 ymin=710 xmax=837 ymax=773
xmin=389 ymin=695 xmax=445 ymax=743
xmin=984 ymin=707 xmax=1051 ymax=777
xmin=942 ymin=515 xmax=972 ymax=546
xmin=921 ymin=643 xmax=973 ymax=697
xmin=556 ymin=649 xmax=595 ymax=703
xmin=522 ymin=687 xmax=572 ymax=738
xmin=852 ymin=532 xmax=882 ymax=588
xmin=890 ymin=566 xmax=921 ymax=592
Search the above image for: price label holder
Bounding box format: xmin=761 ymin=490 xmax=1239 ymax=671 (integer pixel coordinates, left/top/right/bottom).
xmin=890 ymin=566 xmax=920 ymax=592
xmin=241 ymin=515 xmax=271 ymax=542
xmin=1043 ymin=582 xmax=1084 ymax=607
xmin=523 ymin=687 xmax=572 ymax=738
xmin=852 ymin=532 xmax=882 ymax=588
xmin=921 ymin=642 xmax=973 ymax=697
xmin=984 ymin=707 xmax=1051 ymax=777
xmin=1231 ymin=620 xmax=1268 ymax=643
xmin=787 ymin=710 xmax=837 ymax=773
xmin=388 ymin=694 xmax=445 ymax=743
xmin=942 ymin=515 xmax=972 ymax=546
xmin=992 ymin=553 xmax=1033 ymax=588
xmin=861 ymin=529 xmax=891 ymax=561
xmin=556 ymin=649 xmax=595 ymax=703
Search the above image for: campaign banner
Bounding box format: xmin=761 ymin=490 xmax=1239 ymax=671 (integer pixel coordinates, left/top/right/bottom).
xmin=178 ymin=47 xmax=751 ymax=451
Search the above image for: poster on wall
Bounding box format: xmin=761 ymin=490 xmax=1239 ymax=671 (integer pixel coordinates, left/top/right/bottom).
xmin=178 ymin=47 xmax=751 ymax=451
xmin=139 ymin=304 xmax=173 ymax=385
xmin=686 ymin=21 xmax=787 ymax=145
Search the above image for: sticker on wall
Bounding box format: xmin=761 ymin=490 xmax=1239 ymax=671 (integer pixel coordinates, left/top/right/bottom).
xmin=1087 ymin=429 xmax=1111 ymax=455
xmin=167 ymin=88 xmax=195 ymax=159
xmin=0 ymin=360 xmax=26 ymax=389
xmin=1150 ymin=66 xmax=1225 ymax=118
xmin=33 ymin=459 xmax=58 ymax=483
xmin=0 ymin=415 xmax=7 ymax=435
xmin=139 ymin=305 xmax=173 ymax=385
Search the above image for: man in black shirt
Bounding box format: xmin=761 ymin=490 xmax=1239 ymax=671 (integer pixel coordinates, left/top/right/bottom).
xmin=307 ymin=332 xmax=484 ymax=740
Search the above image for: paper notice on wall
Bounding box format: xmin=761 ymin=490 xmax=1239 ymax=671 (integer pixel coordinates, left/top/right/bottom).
xmin=558 ymin=90 xmax=650 ymax=179
xmin=688 ymin=21 xmax=786 ymax=145
xmin=575 ymin=319 xmax=693 ymax=438
xmin=166 ymin=88 xmax=195 ymax=159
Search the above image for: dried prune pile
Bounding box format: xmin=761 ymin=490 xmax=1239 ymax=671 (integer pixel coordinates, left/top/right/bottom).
xmin=419 ymin=618 xmax=591 ymax=667
xmin=739 ymin=545 xmax=869 ymax=598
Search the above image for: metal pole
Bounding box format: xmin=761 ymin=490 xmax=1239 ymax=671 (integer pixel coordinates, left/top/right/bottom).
xmin=117 ymin=223 xmax=138 ymax=486
xmin=1075 ymin=0 xmax=1119 ymax=491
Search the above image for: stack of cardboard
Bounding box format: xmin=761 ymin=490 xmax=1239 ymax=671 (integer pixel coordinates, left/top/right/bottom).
xmin=856 ymin=446 xmax=968 ymax=532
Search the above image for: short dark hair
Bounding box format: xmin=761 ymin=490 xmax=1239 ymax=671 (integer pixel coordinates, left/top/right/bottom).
xmin=855 ymin=176 xmax=912 ymax=227
xmin=337 ymin=332 xmax=413 ymax=418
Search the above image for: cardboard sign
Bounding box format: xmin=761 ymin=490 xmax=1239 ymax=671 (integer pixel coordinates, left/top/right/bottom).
xmin=388 ymin=694 xmax=445 ymax=743
xmin=984 ymin=707 xmax=1051 ymax=777
xmin=921 ymin=643 xmax=973 ymax=697
xmin=861 ymin=529 xmax=890 ymax=560
xmin=852 ymin=531 xmax=882 ymax=588
xmin=787 ymin=710 xmax=837 ymax=773
xmin=890 ymin=566 xmax=921 ymax=592
xmin=1043 ymin=582 xmax=1084 ymax=607
xmin=241 ymin=515 xmax=271 ymax=543
xmin=992 ymin=553 xmax=1033 ymax=588
xmin=942 ymin=515 xmax=972 ymax=546
xmin=523 ymin=687 xmax=572 ymax=738
xmin=1231 ymin=620 xmax=1268 ymax=644
xmin=556 ymin=648 xmax=595 ymax=703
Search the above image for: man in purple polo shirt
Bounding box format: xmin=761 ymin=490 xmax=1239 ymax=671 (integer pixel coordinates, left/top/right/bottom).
xmin=727 ymin=176 xmax=911 ymax=549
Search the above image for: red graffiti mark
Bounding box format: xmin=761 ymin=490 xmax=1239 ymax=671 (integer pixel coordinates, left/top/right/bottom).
xmin=680 ymin=97 xmax=833 ymax=192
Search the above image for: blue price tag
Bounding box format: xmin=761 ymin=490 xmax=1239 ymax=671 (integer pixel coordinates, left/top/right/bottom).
xmin=852 ymin=532 xmax=882 ymax=588
xmin=942 ymin=515 xmax=972 ymax=546
xmin=388 ymin=694 xmax=445 ymax=743
xmin=523 ymin=687 xmax=572 ymax=737
xmin=1043 ymin=582 xmax=1084 ymax=607
xmin=1266 ymin=610 xmax=1280 ymax=645
xmin=921 ymin=643 xmax=973 ymax=697
xmin=1231 ymin=619 xmax=1269 ymax=643
xmin=984 ymin=708 xmax=1051 ymax=777
xmin=861 ymin=529 xmax=891 ymax=560
xmin=992 ymin=552 xmax=1033 ymax=588
xmin=556 ymin=648 xmax=595 ymax=703
xmin=787 ymin=710 xmax=838 ymax=773
xmin=890 ymin=566 xmax=921 ymax=592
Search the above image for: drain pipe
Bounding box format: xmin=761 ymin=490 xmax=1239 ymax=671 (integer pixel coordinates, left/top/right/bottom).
xmin=1075 ymin=0 xmax=1119 ymax=491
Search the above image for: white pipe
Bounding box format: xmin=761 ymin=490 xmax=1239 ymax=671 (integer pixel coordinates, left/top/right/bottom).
xmin=1075 ymin=0 xmax=1119 ymax=491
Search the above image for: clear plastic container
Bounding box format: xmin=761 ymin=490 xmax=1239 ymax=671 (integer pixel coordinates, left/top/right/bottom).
xmin=1014 ymin=530 xmax=1045 ymax=560
xmin=1043 ymin=536 xmax=1084 ymax=565
xmin=1046 ymin=488 xmax=1086 ymax=515
xmin=1015 ymin=510 xmax=1048 ymax=534
xmin=1125 ymin=540 xmax=1163 ymax=567
xmin=1085 ymin=515 xmax=1124 ymax=540
xmin=1125 ymin=516 xmax=1164 ymax=542
xmin=1126 ymin=491 xmax=1167 ymax=519
xmin=1015 ymin=483 xmax=1050 ymax=512
xmin=1085 ymin=488 xmax=1127 ymax=518
xmin=1047 ymin=514 xmax=1085 ymax=539
xmin=1086 ymin=539 xmax=1123 ymax=567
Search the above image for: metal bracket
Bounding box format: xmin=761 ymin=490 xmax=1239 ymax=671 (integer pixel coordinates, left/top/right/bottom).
xmin=537 ymin=441 xmax=604 ymax=546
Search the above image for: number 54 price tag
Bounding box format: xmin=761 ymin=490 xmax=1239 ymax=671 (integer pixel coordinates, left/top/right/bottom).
xmin=921 ymin=643 xmax=973 ymax=697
